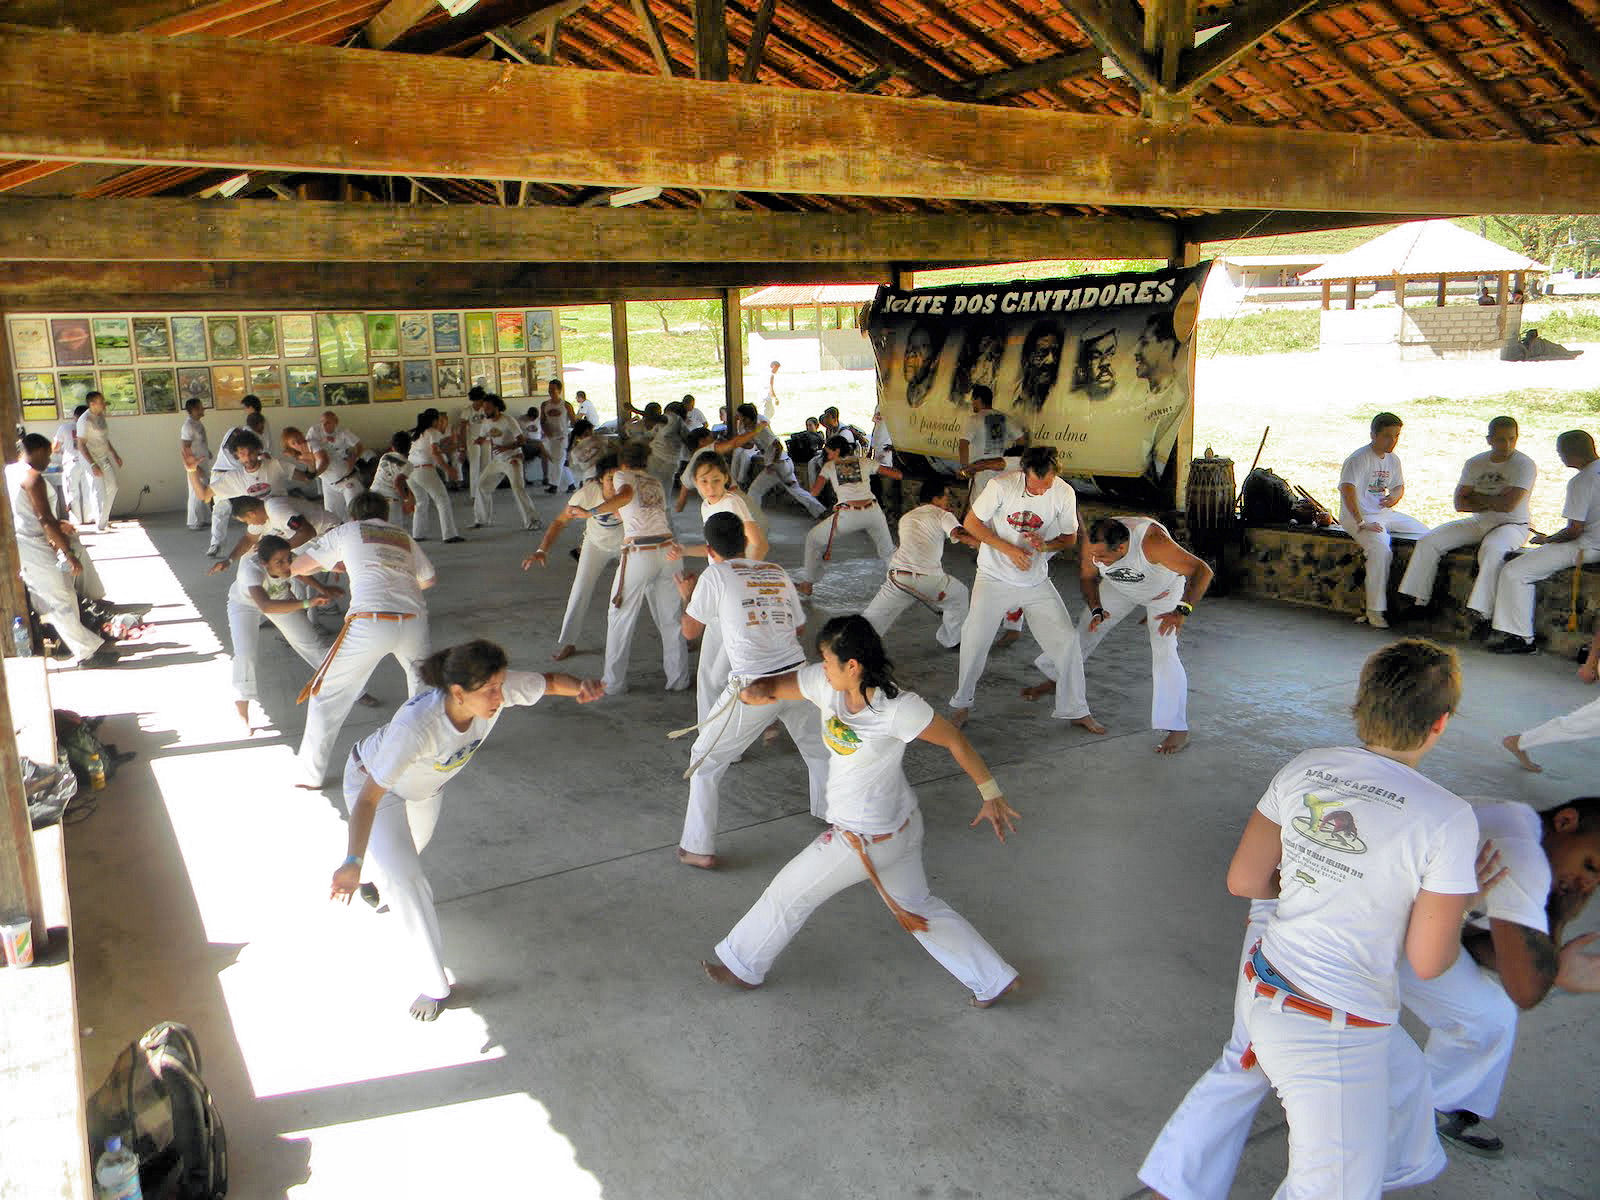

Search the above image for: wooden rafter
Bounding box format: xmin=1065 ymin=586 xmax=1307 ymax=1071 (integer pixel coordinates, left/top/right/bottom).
xmin=1374 ymin=0 xmax=1542 ymax=140
xmin=1505 ymin=0 xmax=1600 ymax=111
xmin=738 ymin=0 xmax=777 ymax=84
xmin=631 ymin=0 xmax=674 ymax=75
xmin=783 ymin=0 xmax=968 ymax=100
xmin=965 ymin=49 xmax=1102 ymax=100
xmin=1291 ymin=16 xmax=1440 ymax=138
xmin=365 ymin=0 xmax=435 ymax=48
xmin=1178 ymin=0 xmax=1323 ymax=95
xmin=1060 ymin=0 xmax=1159 ymax=93
xmin=693 ymin=0 xmax=727 ymax=80
xmin=0 ymin=160 xmax=73 ymax=192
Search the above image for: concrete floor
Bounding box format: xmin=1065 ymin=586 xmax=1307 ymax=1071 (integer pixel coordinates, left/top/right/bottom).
xmin=54 ymin=492 xmax=1600 ymax=1200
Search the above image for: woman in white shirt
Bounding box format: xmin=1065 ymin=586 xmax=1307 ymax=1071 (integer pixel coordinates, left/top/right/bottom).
xmin=328 ymin=639 xmax=603 ymax=1020
xmin=799 ymin=436 xmax=902 ymax=594
xmin=370 ymin=432 xmax=416 ymax=518
xmin=525 ymin=455 xmax=624 ymax=662
xmin=53 ymin=405 xmax=89 ymax=524
xmin=469 ymin=394 xmax=541 ymax=531
xmin=705 ymin=615 xmax=1022 ymax=1007
xmin=407 ymin=408 xmax=463 ymax=542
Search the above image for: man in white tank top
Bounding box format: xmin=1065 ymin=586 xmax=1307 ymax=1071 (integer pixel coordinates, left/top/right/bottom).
xmin=538 ymin=380 xmax=574 ymax=493
xmin=1022 ymin=515 xmax=1211 ymax=754
xmin=8 ymin=435 xmax=110 ymax=664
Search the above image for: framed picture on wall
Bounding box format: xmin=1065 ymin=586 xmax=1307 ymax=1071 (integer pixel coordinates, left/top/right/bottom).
xmin=281 ymin=314 xmax=315 ymax=359
xmin=9 ymin=319 xmax=52 ymax=369
xmin=139 ymin=367 xmax=178 ymax=414
xmin=171 ymin=316 xmax=207 ymax=361
xmin=245 ymin=315 xmax=279 ymax=359
xmin=371 ymin=360 xmax=403 ymax=402
xmin=58 ymin=371 xmax=97 ymax=410
xmin=367 ymin=313 xmax=399 ymax=356
xmin=435 ymin=357 xmax=466 ymax=399
xmin=398 ymin=313 xmax=431 ymax=356
xmin=431 ymin=313 xmax=462 ymax=353
xmin=99 ymin=369 xmax=139 ymax=416
xmin=286 ymin=364 xmax=319 ymax=407
xmin=464 ymin=312 xmax=495 ymax=356
xmin=249 ymin=364 xmax=284 ymax=407
xmin=132 ymin=317 xmax=172 ymax=361
xmin=177 ymin=367 xmax=213 ymax=408
xmin=211 ymin=364 xmax=247 ymax=409
xmin=528 ymin=353 xmax=557 ymax=392
xmin=316 ymin=313 xmax=367 ymax=377
xmin=17 ymin=373 xmax=57 ymax=421
xmin=495 ymin=311 xmax=524 ymax=353
xmin=323 ymin=379 xmax=370 ymax=406
xmin=93 ymin=318 xmax=132 ymax=365
xmin=498 ymin=356 xmax=527 ymax=397
xmin=403 ymin=360 xmax=433 ymax=400
xmin=50 ymin=318 xmax=94 ymax=367
xmin=207 ymin=316 xmax=243 ymax=360
xmin=468 ymin=357 xmax=494 ymax=390
xmin=525 ymin=309 xmax=555 ymax=352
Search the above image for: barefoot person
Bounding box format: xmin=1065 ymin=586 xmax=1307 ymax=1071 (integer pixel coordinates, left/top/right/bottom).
xmin=948 ymin=445 xmax=1102 ymax=735
xmin=328 ymin=639 xmax=602 ymax=1020
xmin=675 ymin=512 xmax=830 ymax=869
xmin=179 ymin=397 xmax=213 ymax=532
xmin=1338 ymin=412 xmax=1428 ymax=629
xmin=862 ymin=476 xmax=979 ymax=649
xmin=734 ymin=403 xmax=825 ymax=519
xmin=1502 ymin=622 xmax=1600 ymax=771
xmin=306 ymin=410 xmax=366 ymax=523
xmin=526 ymin=455 xmax=623 ymax=663
xmin=407 ymin=408 xmax=464 ymax=543
xmin=1021 ymin=516 xmax=1211 ymax=754
xmin=470 ymin=395 xmax=541 ymax=530
xmin=798 ymin=437 xmax=901 ymax=595
xmin=703 ymin=615 xmax=1022 ymax=1007
xmin=185 ymin=430 xmax=308 ymax=559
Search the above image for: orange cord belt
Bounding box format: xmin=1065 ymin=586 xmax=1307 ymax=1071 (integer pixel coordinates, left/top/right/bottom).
xmin=837 ymin=819 xmax=926 ymax=932
xmin=297 ymin=611 xmax=415 ymax=704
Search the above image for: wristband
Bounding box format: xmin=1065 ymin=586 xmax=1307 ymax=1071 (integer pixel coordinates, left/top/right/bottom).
xmin=1174 ymin=602 xmax=1194 ymax=616
xmin=341 ymin=854 xmax=362 ymax=868
xmin=1092 ymin=606 xmax=1108 ymax=620
xmin=302 ymin=598 xmax=314 ymax=610
xmin=977 ymin=778 xmax=1003 ymax=802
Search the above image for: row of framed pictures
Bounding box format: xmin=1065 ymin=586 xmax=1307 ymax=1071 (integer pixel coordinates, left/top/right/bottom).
xmin=14 ymin=353 xmax=564 ymax=422
xmin=8 ymin=309 xmax=559 ymax=375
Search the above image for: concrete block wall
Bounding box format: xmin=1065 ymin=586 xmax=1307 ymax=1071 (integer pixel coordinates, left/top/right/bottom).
xmin=1400 ymin=304 xmax=1521 ymax=360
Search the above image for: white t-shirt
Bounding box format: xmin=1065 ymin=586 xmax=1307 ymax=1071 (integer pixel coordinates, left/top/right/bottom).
xmin=480 ymin=415 xmax=525 ymax=461
xmin=308 ymin=426 xmax=360 ymax=478
xmin=180 ymin=416 xmax=211 ymax=465
xmin=751 ymin=423 xmax=785 ymax=464
xmin=1561 ymin=460 xmax=1600 ymax=550
xmin=371 ymin=452 xmax=411 ymax=501
xmin=569 ymin=435 xmax=605 ymax=483
xmin=408 ymin=428 xmax=446 ymax=470
xmin=229 ymin=553 xmax=297 ymax=608
xmin=539 ymin=397 xmax=571 ymax=440
xmin=819 ymin=456 xmax=878 ymax=505
xmin=357 ymin=671 xmax=548 ymax=807
xmin=210 ymin=457 xmax=291 ymax=501
xmin=54 ymin=420 xmax=79 ymax=469
xmin=571 ymin=480 xmax=623 ymax=549
xmin=700 ymin=491 xmax=756 ymax=531
xmin=212 ymin=424 xmax=251 ymax=472
xmin=247 ymin=495 xmax=335 ymax=541
xmin=962 ymin=410 xmax=1024 ymax=461
xmin=685 ymin=559 xmax=805 ymax=677
xmin=576 ymin=397 xmax=601 ymax=426
xmin=75 ymin=411 xmax=113 ymax=463
xmin=796 ymin=663 xmax=935 ymax=836
xmin=1339 ymin=445 xmax=1403 ymax=520
xmin=5 ymin=462 xmax=46 ymax=546
xmin=683 ymin=408 xmax=709 ymax=434
xmin=649 ymin=415 xmax=686 ymax=471
xmin=616 ymin=469 xmax=671 ymax=539
xmin=1458 ymin=450 xmax=1536 ymax=526
xmin=1460 ymin=799 xmax=1550 ymax=935
xmin=970 ymin=470 xmax=1078 ymax=588
xmin=297 ymin=519 xmax=435 ymax=616
xmin=889 ymin=503 xmax=960 ymax=575
xmin=1257 ymin=746 xmax=1479 ymax=1023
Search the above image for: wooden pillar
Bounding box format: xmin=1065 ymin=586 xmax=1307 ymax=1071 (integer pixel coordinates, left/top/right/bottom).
xmin=0 ymin=317 xmax=30 ymax=631
xmin=609 ymin=301 xmax=632 ymax=426
xmin=1436 ymin=277 xmax=1447 ymax=306
xmin=0 ymin=668 xmax=46 ymax=948
xmin=1345 ymin=280 xmax=1356 ymax=310
xmin=1321 ymin=281 xmax=1331 ymax=310
xmin=720 ymin=287 xmax=744 ymax=418
xmin=1497 ymin=271 xmax=1509 ymax=335
xmin=1171 ymin=239 xmax=1200 ymax=513
xmin=1395 ymin=274 xmax=1406 ymax=308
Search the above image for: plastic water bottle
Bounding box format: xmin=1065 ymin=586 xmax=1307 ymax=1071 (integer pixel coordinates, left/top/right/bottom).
xmin=11 ymin=617 xmax=29 ymax=657
xmin=86 ymin=750 xmax=107 ymax=791
xmin=95 ymin=1135 xmax=142 ymax=1200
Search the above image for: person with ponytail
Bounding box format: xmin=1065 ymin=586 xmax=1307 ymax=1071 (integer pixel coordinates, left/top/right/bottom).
xmin=405 ymin=408 xmax=464 ymax=542
xmin=329 ymin=639 xmax=603 ymax=1021
xmin=703 ymin=614 xmax=1022 ymax=1007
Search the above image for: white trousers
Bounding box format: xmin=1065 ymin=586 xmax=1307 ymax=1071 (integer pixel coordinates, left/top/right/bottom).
xmin=1397 ymin=515 xmax=1528 ymax=616
xmin=320 ymin=472 xmax=363 ymax=524
xmin=682 ymin=689 xmax=829 ymax=856
xmin=1491 ymin=541 xmax=1587 ymax=639
xmin=342 ymin=755 xmax=450 ymax=1001
xmin=863 ymin=571 xmax=968 ymax=649
xmin=18 ymin=540 xmax=103 ymax=661
xmin=466 ymin=442 xmax=488 ymax=499
xmin=226 ymin=593 xmax=326 ymax=703
xmin=601 ymin=546 xmax=690 ymax=695
xmin=298 ymin=614 xmax=431 ymax=785
xmin=1344 ymin=510 xmax=1428 ymax=613
xmin=1032 ymin=584 xmax=1187 ymax=730
xmin=541 ymin=437 xmax=573 ymax=489
xmin=950 ymin=574 xmax=1088 ymax=719
xmin=803 ymin=505 xmax=895 ymax=582
xmin=715 ymin=808 xmax=1018 ymax=1002
xmin=63 ymin=461 xmax=92 ymax=524
xmin=472 ymin=456 xmax=537 ymax=528
xmin=554 ymin=534 xmax=622 ymax=650
xmin=695 ymin=618 xmax=728 ymax=723
xmin=731 ymin=447 xmax=760 ymax=488
xmin=186 ymin=458 xmax=211 ymax=528
xmin=1519 ymin=692 xmax=1600 ymax=749
xmin=62 ymin=530 xmax=104 ymax=602
xmin=409 ymin=464 xmax=460 ymax=540
xmin=749 ymin=460 xmax=825 ymax=518
xmin=208 ymin=473 xmax=235 ymax=551
xmin=86 ymin=455 xmax=118 ymax=530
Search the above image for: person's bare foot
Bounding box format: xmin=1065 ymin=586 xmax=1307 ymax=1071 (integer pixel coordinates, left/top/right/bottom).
xmin=1070 ymin=715 xmax=1107 ymax=735
xmin=762 ymin=722 xmax=782 ymax=747
xmin=234 ymin=700 xmax=251 ymax=725
xmin=971 ymin=976 xmax=1020 ymax=1009
xmin=1502 ymin=733 xmax=1542 ymax=773
xmin=1155 ymin=731 xmax=1189 ymax=755
xmin=1020 ymin=681 xmax=1055 ymax=702
xmin=701 ymin=960 xmax=759 ymax=990
xmin=949 ymin=707 xmax=970 ymax=729
xmin=551 ymin=643 xmax=576 ymax=661
xmin=794 ymin=580 xmax=813 ymax=597
xmin=410 ymin=991 xmax=449 ymax=1022
xmin=994 ymin=629 xmax=1022 ymax=648
xmin=356 ymin=693 xmax=381 ymax=708
xmin=677 ymin=848 xmax=719 ymax=869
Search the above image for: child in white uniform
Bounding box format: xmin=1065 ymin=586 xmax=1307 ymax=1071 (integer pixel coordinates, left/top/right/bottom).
xmin=406 ymin=408 xmax=463 ymax=542
xmin=799 ymin=437 xmax=901 ymax=593
xmin=525 ymin=455 xmax=624 ymax=662
xmin=676 ymin=513 xmax=830 ymax=867
xmin=329 ymin=639 xmax=602 ymax=1019
xmin=1338 ymin=412 xmax=1429 ymax=628
xmin=862 ymin=477 xmax=978 ymax=649
xmin=179 ymin=398 xmax=212 ymax=531
xmin=75 ymin=392 xmax=122 ymax=532
xmin=292 ymin=491 xmax=436 ymax=787
xmin=471 ymin=395 xmax=541 ymax=530
xmin=370 ymin=432 xmax=416 ymax=518
xmin=704 ymin=615 xmax=1021 ymax=1006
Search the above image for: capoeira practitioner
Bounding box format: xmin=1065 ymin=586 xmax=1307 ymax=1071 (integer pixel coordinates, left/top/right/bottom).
xmin=948 ymin=445 xmax=1102 ymax=735
xmin=406 ymin=409 xmax=464 ymax=543
xmin=185 ymin=431 xmax=304 ymax=559
xmin=179 ymin=398 xmax=212 ymax=532
xmin=306 ymin=410 xmax=365 ymax=523
xmin=7 ymin=435 xmax=113 ymax=666
xmin=538 ymin=380 xmax=575 ymax=494
xmin=53 ymin=405 xmax=90 ymax=525
xmin=675 ymin=512 xmax=830 ymax=868
xmin=797 ymin=437 xmax=901 ymax=595
xmin=75 ymin=391 xmax=123 ymax=532
xmin=1398 ymin=416 xmax=1536 ymax=622
xmin=761 ymin=360 xmax=781 ymax=422
xmin=702 ymin=614 xmax=1022 ymax=1006
xmin=956 ymin=384 xmax=1027 ymax=503
xmin=566 ymin=420 xmax=606 ymax=486
xmin=734 ymin=403 xmax=825 ymax=519
xmin=1211 ymin=639 xmax=1478 ymax=1198
xmin=862 ymin=477 xmax=978 ymax=649
xmin=1139 ymin=793 xmax=1600 ymax=1197
xmin=329 ymin=638 xmax=603 ymax=1020
xmin=454 ymin=386 xmax=488 ymax=500
xmin=1020 ymin=516 xmax=1212 ymax=754
xmin=1488 ymin=429 xmax=1600 ymax=654
xmin=291 ymin=490 xmax=435 ymax=788
xmin=525 ymin=454 xmax=623 ymax=663
xmin=370 ymin=432 xmax=416 ymax=521
xmin=645 ymin=401 xmax=689 ymax=509
xmin=241 ymin=394 xmax=272 ymax=451
xmin=567 ymin=441 xmax=690 ymax=696
xmin=1338 ymin=412 xmax=1429 ymax=629
xmin=206 ymin=494 xmax=336 ymax=584
xmin=470 ymin=395 xmax=541 ymax=530
xmin=1502 ymin=623 xmax=1600 ymax=771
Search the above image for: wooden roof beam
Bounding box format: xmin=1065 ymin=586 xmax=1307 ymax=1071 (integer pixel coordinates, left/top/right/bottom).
xmin=737 ymin=0 xmax=776 ymax=84
xmin=694 ymin=0 xmax=728 ymax=80
xmin=1178 ymin=0 xmax=1323 ymax=95
xmin=782 ymin=0 xmax=969 ymax=100
xmin=1507 ymin=0 xmax=1600 ymax=103
xmin=964 ymin=49 xmax=1102 ymax=101
xmin=1060 ymin=0 xmax=1160 ymax=93
xmin=2 ymin=0 xmax=266 ymax=34
xmin=631 ymin=0 xmax=674 ymax=76
xmin=1292 ymin=17 xmax=1439 ymax=138
xmin=365 ymin=0 xmax=437 ymax=48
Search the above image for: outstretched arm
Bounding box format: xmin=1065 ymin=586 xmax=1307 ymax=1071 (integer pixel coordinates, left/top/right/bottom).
xmin=915 ymin=714 xmax=1019 ymax=841
xmin=739 ymin=671 xmax=806 ymax=705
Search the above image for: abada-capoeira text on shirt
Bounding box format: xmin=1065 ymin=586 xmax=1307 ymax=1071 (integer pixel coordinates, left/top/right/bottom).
xmin=601 ymin=468 xmax=689 ymax=695
xmin=863 ymin=500 xmax=969 ymax=649
xmin=949 ymin=469 xmax=1094 ymax=725
xmin=803 ymin=456 xmax=894 ymax=584
xmin=679 ymin=558 xmax=829 ymax=863
xmin=712 ymin=663 xmax=1019 ymax=1003
xmin=1400 ymin=447 xmax=1537 ymax=617
xmin=295 ymin=520 xmax=435 ymax=785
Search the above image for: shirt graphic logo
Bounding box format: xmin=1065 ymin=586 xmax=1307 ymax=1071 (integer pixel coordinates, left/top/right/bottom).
xmin=1005 ymin=510 xmax=1043 ymax=533
xmin=822 ymin=716 xmax=863 ymax=755
xmin=435 ymin=738 xmax=483 ymax=772
xmin=1104 ymin=566 xmax=1146 ymax=584
xmin=1291 ymin=793 xmax=1367 ymax=854
xmin=835 ymin=459 xmax=864 ymax=485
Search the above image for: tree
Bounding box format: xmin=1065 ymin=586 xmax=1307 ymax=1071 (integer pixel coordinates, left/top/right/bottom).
xmin=1489 ymin=215 xmax=1600 ymax=270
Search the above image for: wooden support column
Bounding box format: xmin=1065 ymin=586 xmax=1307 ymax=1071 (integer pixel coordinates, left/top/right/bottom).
xmin=0 ymin=666 xmax=45 ymax=948
xmin=721 ymin=288 xmax=744 ymax=417
xmin=1321 ymin=280 xmax=1331 ymax=310
xmin=1172 ymin=239 xmax=1200 ymax=512
xmin=1498 ymin=272 xmax=1509 ymax=335
xmin=1436 ymin=277 xmax=1447 ymax=306
xmin=610 ymin=301 xmax=632 ymax=425
xmin=1346 ymin=280 xmax=1356 ymax=310
xmin=0 ymin=318 xmax=30 ymax=631
xmin=1395 ymin=274 xmax=1406 ymax=308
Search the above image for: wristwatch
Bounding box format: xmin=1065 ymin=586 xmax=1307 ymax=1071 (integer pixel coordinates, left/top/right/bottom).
xmin=1174 ymin=602 xmax=1194 ymax=617
xmin=1091 ymin=606 xmax=1109 ymax=620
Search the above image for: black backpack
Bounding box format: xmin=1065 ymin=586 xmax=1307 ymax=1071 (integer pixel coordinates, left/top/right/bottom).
xmin=1240 ymin=467 xmax=1296 ymax=526
xmin=86 ymin=1022 xmax=228 ymax=1200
